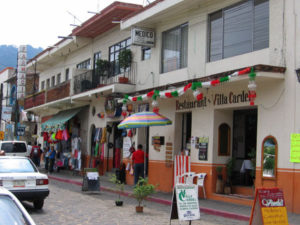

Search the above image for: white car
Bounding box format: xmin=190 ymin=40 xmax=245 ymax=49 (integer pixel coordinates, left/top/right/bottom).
xmin=0 ymin=156 xmax=49 ymax=209
xmin=0 ymin=140 xmax=30 ymax=157
xmin=0 ymin=186 xmax=36 ymax=225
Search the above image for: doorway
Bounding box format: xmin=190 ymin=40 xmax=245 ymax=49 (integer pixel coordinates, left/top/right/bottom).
xmin=138 ymin=127 xmax=149 ymax=177
xmin=232 ymin=108 xmax=257 ymax=186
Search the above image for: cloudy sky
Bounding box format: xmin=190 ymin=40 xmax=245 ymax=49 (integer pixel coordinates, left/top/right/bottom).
xmin=0 ymin=0 xmax=148 ymax=49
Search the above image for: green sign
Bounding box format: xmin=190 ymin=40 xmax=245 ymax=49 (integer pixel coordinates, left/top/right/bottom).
xmin=290 ymin=133 xmax=300 ymax=162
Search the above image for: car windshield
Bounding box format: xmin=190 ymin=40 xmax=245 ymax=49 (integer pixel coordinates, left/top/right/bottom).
xmin=0 ymin=195 xmax=31 ymax=225
xmin=0 ymin=158 xmax=37 ymax=173
xmin=1 ymin=142 xmax=26 ymax=153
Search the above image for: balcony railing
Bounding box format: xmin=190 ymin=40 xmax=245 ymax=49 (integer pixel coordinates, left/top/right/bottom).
xmin=73 ymin=62 xmax=136 ymax=95
xmin=24 ymin=81 xmax=70 ymax=110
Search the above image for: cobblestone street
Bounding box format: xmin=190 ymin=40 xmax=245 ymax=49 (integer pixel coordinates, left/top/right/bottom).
xmin=25 ymin=180 xmax=247 ymax=225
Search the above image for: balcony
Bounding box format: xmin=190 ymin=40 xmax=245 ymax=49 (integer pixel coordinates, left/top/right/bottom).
xmin=24 ymin=81 xmax=70 ymax=110
xmin=73 ymin=62 xmax=136 ymax=95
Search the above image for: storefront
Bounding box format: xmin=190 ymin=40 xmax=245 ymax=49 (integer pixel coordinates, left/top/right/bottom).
xmin=41 ymin=107 xmax=88 ymax=173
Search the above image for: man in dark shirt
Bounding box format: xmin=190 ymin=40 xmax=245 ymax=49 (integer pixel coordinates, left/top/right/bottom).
xmin=132 ymin=144 xmax=146 ymax=185
xmin=30 ymin=142 xmax=42 ymax=167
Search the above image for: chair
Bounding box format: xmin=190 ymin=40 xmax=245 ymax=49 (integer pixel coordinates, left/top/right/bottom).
xmin=195 ymin=173 xmax=207 ymax=199
xmin=174 ymin=155 xmax=191 ymax=186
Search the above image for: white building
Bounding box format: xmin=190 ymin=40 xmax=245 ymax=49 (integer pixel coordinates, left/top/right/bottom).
xmin=26 ymin=0 xmax=300 ymax=214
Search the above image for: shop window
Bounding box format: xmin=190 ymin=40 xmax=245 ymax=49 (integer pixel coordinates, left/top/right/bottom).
xmin=208 ymin=0 xmax=269 ymax=62
xmin=218 ymin=123 xmax=230 ymax=156
xmin=57 ymin=73 xmax=61 ymax=84
xmin=46 ymin=79 xmax=50 ymax=89
xmin=161 ymin=23 xmax=188 ymax=73
xmin=261 ymin=136 xmax=277 ymax=179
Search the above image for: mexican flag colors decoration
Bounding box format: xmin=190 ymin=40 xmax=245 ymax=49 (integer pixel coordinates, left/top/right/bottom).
xmin=120 ymin=67 xmax=256 ymax=114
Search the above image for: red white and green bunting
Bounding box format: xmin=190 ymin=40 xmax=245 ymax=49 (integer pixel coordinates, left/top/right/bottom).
xmin=120 ymin=67 xmax=256 ymax=114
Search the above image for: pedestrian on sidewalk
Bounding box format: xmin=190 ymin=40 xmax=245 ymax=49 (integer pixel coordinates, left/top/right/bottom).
xmin=30 ymin=142 xmax=42 ymax=167
xmin=132 ymin=144 xmax=146 ymax=185
xmin=49 ymin=145 xmax=56 ymax=173
xmin=44 ymin=146 xmax=50 ymax=171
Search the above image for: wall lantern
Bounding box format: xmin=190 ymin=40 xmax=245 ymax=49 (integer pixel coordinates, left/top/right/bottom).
xmin=296 ymin=68 xmax=300 ymax=83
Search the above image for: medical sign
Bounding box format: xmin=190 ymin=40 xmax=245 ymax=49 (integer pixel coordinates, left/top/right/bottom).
xmin=17 ymin=45 xmax=27 ymax=99
xmin=131 ymin=27 xmax=155 ymax=47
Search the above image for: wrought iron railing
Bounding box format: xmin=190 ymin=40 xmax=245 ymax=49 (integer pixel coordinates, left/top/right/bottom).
xmin=73 ymin=62 xmax=136 ymax=95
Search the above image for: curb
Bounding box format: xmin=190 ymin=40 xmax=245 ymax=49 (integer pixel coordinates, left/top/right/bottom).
xmin=48 ymin=175 xmax=250 ymax=222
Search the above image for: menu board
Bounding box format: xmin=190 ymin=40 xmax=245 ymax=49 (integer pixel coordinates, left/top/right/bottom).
xmin=249 ymin=188 xmax=288 ymax=225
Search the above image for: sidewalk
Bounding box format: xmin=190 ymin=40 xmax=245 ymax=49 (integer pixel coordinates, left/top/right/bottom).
xmin=45 ymin=168 xmax=300 ymax=224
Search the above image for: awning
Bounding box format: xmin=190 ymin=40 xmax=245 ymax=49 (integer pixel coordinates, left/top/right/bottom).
xmin=41 ymin=107 xmax=83 ymax=131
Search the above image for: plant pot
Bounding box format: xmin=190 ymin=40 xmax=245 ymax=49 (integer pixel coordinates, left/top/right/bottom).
xmin=224 ymin=185 xmax=231 ymax=195
xmin=119 ymin=77 xmax=129 ymax=83
xmin=115 ymin=200 xmax=123 ymax=206
xmin=136 ymin=206 xmax=143 ymax=213
xmin=216 ymin=178 xmax=223 ymax=194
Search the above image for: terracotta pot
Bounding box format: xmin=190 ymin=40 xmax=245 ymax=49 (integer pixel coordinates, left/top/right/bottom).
xmin=119 ymin=77 xmax=129 ymax=83
xmin=115 ymin=200 xmax=123 ymax=206
xmin=216 ymin=178 xmax=223 ymax=194
xmin=136 ymin=206 xmax=143 ymax=213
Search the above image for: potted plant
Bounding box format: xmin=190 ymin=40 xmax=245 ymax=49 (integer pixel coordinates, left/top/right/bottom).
xmin=215 ymin=166 xmax=223 ymax=194
xmin=132 ymin=177 xmax=156 ymax=213
xmin=224 ymin=158 xmax=235 ymax=195
xmin=96 ymin=59 xmax=111 ymax=77
xmin=109 ymin=174 xmax=124 ymax=206
xmin=118 ymin=49 xmax=132 ymax=83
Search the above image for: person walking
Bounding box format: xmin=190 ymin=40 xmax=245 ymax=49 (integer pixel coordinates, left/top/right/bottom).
xmin=132 ymin=144 xmax=146 ymax=185
xmin=44 ymin=146 xmax=50 ymax=171
xmin=30 ymin=142 xmax=42 ymax=167
xmin=48 ymin=145 xmax=56 ymax=173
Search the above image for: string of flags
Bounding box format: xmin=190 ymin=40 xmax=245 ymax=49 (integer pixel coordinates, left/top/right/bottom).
xmin=119 ymin=67 xmax=256 ymax=115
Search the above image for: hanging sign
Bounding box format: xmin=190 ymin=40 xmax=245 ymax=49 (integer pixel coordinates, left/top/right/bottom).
xmin=131 ymin=27 xmax=155 ymax=47
xmin=170 ymin=184 xmax=200 ymax=222
xmin=0 ymin=131 xmax=4 ymax=140
xmin=249 ymin=188 xmax=288 ymax=225
xmin=290 ymin=133 xmax=300 ymax=162
xmin=17 ymin=45 xmax=27 ymax=99
xmin=1 ymin=106 xmax=12 ymax=122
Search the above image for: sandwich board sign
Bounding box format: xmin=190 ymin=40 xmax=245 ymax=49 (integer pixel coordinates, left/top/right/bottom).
xmin=170 ymin=184 xmax=200 ymax=224
xmin=249 ymin=188 xmax=288 ymax=225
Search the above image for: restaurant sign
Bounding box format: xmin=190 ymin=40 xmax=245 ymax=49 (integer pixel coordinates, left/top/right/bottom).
xmin=176 ymin=90 xmax=249 ymax=110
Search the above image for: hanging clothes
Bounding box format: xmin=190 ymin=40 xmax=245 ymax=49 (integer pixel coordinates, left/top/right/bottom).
xmin=100 ymin=144 xmax=105 ymax=161
xmin=101 ymin=127 xmax=107 ymax=144
xmin=97 ymin=128 xmax=102 ymax=142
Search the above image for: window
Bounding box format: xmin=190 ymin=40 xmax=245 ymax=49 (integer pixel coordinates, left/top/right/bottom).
xmin=57 ymin=73 xmax=61 ymax=84
xmin=46 ymin=79 xmax=50 ymax=89
xmin=142 ymin=47 xmax=151 ymax=60
xmin=218 ymin=123 xmax=231 ymax=156
xmin=262 ymin=136 xmax=277 ymax=179
xmin=51 ymin=76 xmax=55 ymax=87
xmin=65 ymin=68 xmax=69 ymax=81
xmin=109 ymin=38 xmax=131 ymax=75
xmin=77 ymin=59 xmax=91 ymax=69
xmin=162 ymin=23 xmax=188 ymax=73
xmin=94 ymin=51 xmax=101 ymax=69
xmin=208 ymin=0 xmax=269 ymax=62
xmin=41 ymin=81 xmax=45 ymax=90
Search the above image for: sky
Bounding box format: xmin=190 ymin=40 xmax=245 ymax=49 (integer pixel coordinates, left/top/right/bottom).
xmin=0 ymin=0 xmax=149 ymax=49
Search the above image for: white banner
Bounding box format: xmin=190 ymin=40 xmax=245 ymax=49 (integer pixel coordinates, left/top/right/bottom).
xmin=17 ymin=86 xmax=25 ymax=93
xmin=18 ymin=52 xmax=26 ymax=59
xmin=1 ymin=107 xmax=12 ymax=122
xmin=17 ymin=73 xmax=26 ymax=80
xmin=18 ymin=59 xmax=27 ymax=66
xmin=122 ymin=136 xmax=132 ymax=158
xmin=17 ymin=93 xmax=25 ymax=99
xmin=17 ymin=79 xmax=26 ymax=86
xmin=18 ymin=66 xmax=26 ymax=73
xmin=18 ymin=45 xmax=27 ymax=52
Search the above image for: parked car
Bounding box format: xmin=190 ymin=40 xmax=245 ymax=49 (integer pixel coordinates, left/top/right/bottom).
xmin=0 ymin=156 xmax=49 ymax=209
xmin=0 ymin=140 xmax=30 ymax=157
xmin=0 ymin=186 xmax=36 ymax=225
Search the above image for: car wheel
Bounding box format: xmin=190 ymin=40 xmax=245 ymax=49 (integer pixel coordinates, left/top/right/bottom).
xmin=33 ymin=199 xmax=44 ymax=209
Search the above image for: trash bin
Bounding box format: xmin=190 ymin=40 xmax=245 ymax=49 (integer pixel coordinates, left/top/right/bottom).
xmin=82 ymin=168 xmax=100 ymax=192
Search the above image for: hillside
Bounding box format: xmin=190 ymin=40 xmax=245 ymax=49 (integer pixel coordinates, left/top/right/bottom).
xmin=0 ymin=45 xmax=43 ymax=71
